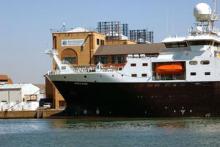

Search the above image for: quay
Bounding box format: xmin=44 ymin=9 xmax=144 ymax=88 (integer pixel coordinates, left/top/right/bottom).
xmin=0 ymin=109 xmax=62 ymax=119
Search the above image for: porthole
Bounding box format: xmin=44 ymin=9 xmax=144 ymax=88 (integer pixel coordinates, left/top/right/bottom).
xmin=142 ymin=63 xmax=148 ymax=66
xmin=205 ymin=72 xmax=211 ymax=75
xmin=200 ymin=60 xmax=210 ymax=65
xmin=131 ymin=63 xmax=136 ymax=67
xmin=189 ymin=61 xmax=198 ymax=65
xmin=190 ymin=72 xmax=196 ymax=76
xmin=142 ymin=73 xmax=147 ymax=77
xmin=131 ymin=74 xmax=137 ymax=77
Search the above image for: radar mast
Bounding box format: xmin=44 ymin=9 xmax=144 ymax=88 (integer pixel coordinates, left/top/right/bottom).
xmin=192 ymin=1 xmax=219 ymax=34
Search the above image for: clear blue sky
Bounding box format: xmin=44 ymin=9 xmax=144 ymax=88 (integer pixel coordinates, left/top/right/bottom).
xmin=0 ymin=0 xmax=219 ymax=83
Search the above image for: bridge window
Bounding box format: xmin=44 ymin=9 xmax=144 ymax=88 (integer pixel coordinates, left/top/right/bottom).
xmin=188 ymin=40 xmax=212 ymax=46
xmin=165 ymin=42 xmax=187 ymax=48
xmin=214 ymin=42 xmax=220 ymax=47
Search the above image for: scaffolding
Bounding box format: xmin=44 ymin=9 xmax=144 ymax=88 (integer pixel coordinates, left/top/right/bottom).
xmin=130 ymin=29 xmax=154 ymax=43
xmin=97 ymin=21 xmax=129 ymax=40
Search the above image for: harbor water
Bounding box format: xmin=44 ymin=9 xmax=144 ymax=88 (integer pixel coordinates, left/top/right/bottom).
xmin=0 ymin=118 xmax=220 ymax=147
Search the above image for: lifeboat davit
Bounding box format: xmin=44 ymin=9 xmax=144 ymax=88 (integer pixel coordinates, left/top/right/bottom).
xmin=155 ymin=63 xmax=184 ymax=74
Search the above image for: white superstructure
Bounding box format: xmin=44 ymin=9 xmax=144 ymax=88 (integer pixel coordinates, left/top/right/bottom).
xmin=47 ymin=3 xmax=220 ymax=84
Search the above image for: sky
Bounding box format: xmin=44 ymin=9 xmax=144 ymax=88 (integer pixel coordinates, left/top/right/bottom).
xmin=0 ymin=0 xmax=219 ymax=84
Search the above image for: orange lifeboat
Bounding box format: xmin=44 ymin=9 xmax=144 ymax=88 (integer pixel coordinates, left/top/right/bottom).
xmin=155 ymin=63 xmax=184 ymax=74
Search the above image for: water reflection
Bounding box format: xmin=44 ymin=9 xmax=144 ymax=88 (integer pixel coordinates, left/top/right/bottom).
xmin=50 ymin=117 xmax=220 ymax=132
xmin=0 ymin=118 xmax=219 ymax=147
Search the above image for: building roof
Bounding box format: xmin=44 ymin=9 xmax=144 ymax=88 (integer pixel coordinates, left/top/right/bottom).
xmin=0 ymin=84 xmax=37 ymax=90
xmin=0 ymin=75 xmax=9 ymax=80
xmin=66 ymin=27 xmax=89 ymax=33
xmin=94 ymin=43 xmax=165 ymax=56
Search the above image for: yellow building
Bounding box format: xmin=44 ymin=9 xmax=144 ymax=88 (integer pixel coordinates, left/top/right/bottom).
xmin=46 ymin=28 xmax=105 ymax=109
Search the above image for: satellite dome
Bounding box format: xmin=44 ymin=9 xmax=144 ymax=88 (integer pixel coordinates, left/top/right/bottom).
xmin=194 ymin=3 xmax=212 ymax=21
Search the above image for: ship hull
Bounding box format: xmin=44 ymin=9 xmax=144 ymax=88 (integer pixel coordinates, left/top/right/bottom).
xmin=53 ymin=81 xmax=220 ymax=117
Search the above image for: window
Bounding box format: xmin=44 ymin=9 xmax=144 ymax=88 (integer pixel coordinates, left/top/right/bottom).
xmin=95 ymin=56 xmax=108 ymax=64
xmin=142 ymin=63 xmax=148 ymax=66
xmin=131 ymin=63 xmax=136 ymax=67
xmin=142 ymin=74 xmax=147 ymax=77
xmin=189 ymin=61 xmax=198 ymax=65
xmin=190 ymin=72 xmax=196 ymax=76
xmin=112 ymin=56 xmax=126 ymax=64
xmin=97 ymin=39 xmax=100 ymax=45
xmin=205 ymin=72 xmax=211 ymax=75
xmin=101 ymin=40 xmax=105 ymax=45
xmin=215 ymin=51 xmax=220 ymax=58
xmin=200 ymin=60 xmax=210 ymax=65
xmin=53 ymin=36 xmax=57 ymax=49
xmin=131 ymin=74 xmax=137 ymax=77
xmin=165 ymin=42 xmax=188 ymax=48
xmin=214 ymin=42 xmax=220 ymax=47
xmin=188 ymin=40 xmax=212 ymax=46
xmin=62 ymin=57 xmax=77 ymax=64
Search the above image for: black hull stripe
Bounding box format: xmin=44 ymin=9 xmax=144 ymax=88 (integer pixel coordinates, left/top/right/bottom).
xmin=53 ymin=81 xmax=220 ymax=117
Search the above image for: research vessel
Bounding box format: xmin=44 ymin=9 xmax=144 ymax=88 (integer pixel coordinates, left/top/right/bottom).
xmin=46 ymin=3 xmax=220 ymax=116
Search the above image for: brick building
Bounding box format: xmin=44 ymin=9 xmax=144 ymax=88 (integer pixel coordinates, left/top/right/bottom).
xmin=0 ymin=75 xmax=13 ymax=85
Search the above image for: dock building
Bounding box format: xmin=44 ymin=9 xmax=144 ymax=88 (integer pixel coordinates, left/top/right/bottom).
xmin=0 ymin=84 xmax=40 ymax=111
xmin=0 ymin=75 xmax=13 ymax=85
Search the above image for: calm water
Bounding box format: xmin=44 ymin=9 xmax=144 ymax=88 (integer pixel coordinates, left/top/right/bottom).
xmin=0 ymin=118 xmax=220 ymax=147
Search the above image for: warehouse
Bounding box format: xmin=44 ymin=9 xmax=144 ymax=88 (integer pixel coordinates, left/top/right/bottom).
xmin=0 ymin=84 xmax=40 ymax=111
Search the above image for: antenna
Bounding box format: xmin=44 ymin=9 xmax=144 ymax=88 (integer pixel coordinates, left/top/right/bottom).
xmin=61 ymin=22 xmax=66 ymax=32
xmin=212 ymin=0 xmax=219 ymax=20
xmin=213 ymin=0 xmax=217 ymax=14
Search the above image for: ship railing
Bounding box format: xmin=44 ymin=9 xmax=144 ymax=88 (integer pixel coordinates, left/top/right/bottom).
xmin=71 ymin=66 xmax=119 ymax=73
xmin=48 ymin=66 xmax=120 ymax=75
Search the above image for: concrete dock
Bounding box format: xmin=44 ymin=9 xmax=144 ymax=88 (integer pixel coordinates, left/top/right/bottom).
xmin=0 ymin=109 xmax=63 ymax=119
